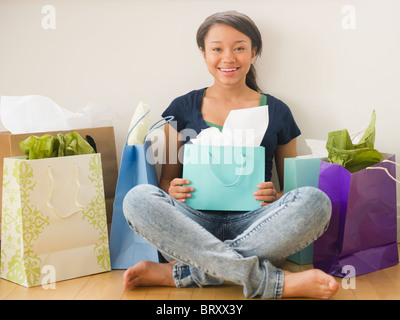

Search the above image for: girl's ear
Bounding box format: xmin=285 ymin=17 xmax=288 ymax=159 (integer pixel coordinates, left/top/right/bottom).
xmin=251 ymin=47 xmax=258 ymax=64
xmin=200 ymin=47 xmax=206 ymax=60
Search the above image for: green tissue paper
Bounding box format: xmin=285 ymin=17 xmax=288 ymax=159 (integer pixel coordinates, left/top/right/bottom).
xmin=326 ymin=110 xmax=383 ymax=173
xmin=20 ymin=131 xmax=95 ymax=160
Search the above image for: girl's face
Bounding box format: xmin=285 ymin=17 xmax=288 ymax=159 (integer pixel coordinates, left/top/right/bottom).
xmin=202 ymin=23 xmax=257 ymax=88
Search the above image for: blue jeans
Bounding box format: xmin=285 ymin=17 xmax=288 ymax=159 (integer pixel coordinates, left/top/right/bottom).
xmin=123 ymin=184 xmax=331 ymax=299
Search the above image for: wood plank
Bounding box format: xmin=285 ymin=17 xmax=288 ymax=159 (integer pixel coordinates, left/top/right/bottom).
xmin=168 ymin=287 xmax=194 ymax=300
xmin=353 ymin=265 xmax=400 ymax=300
xmin=144 ymin=287 xmax=172 ymax=300
xmin=0 ymin=278 xmax=24 ymax=300
xmin=74 ymin=271 xmax=125 ymax=300
xmin=122 ymin=287 xmax=149 ymax=300
xmin=213 ymin=284 xmax=246 ymax=300
xmin=0 ymin=276 xmax=90 ymax=300
xmin=191 ymin=286 xmax=217 ymax=300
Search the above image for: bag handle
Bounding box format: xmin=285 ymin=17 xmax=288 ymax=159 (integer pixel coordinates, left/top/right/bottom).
xmin=366 ymin=159 xmax=400 ymax=184
xmin=125 ymin=108 xmax=174 ymax=145
xmin=207 ymin=152 xmax=245 ymax=187
xmin=47 ymin=163 xmax=85 ymax=219
xmin=143 ymin=115 xmax=174 ymax=143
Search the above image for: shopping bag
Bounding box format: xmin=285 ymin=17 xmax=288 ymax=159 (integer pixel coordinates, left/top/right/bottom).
xmin=0 ymin=126 xmax=118 ymax=237
xmin=1 ymin=153 xmax=110 ymax=287
xmin=182 ymin=144 xmax=265 ymax=211
xmin=109 ymin=108 xmax=173 ymax=269
xmin=284 ymin=156 xmax=322 ymax=265
xmin=313 ymin=153 xmax=398 ymax=277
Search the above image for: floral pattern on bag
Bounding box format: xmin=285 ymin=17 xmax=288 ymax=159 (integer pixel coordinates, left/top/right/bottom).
xmin=1 ymin=160 xmax=50 ymax=286
xmin=83 ymin=154 xmax=110 ymax=271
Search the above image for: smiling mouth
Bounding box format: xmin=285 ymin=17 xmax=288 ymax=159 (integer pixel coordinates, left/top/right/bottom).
xmin=219 ymin=67 xmax=239 ymax=72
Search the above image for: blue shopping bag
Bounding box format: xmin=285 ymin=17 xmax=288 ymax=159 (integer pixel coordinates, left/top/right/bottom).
xmin=284 ymin=156 xmax=322 ymax=265
xmin=183 ymin=144 xmax=265 ymax=211
xmin=109 ymin=111 xmax=173 ymax=269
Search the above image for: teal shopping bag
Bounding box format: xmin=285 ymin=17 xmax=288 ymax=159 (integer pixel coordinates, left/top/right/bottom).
xmin=182 ymin=144 xmax=265 ymax=211
xmin=284 ymin=156 xmax=322 ymax=265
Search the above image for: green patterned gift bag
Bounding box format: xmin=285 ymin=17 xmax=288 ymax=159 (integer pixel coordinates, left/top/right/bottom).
xmin=0 ymin=153 xmax=110 ymax=287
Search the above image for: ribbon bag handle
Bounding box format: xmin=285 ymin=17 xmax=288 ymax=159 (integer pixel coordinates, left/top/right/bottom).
xmin=47 ymin=163 xmax=85 ymax=220
xmin=125 ymin=108 xmax=174 ymax=145
xmin=143 ymin=115 xmax=174 ymax=143
xmin=208 ymin=152 xmax=245 ymax=187
xmin=366 ymin=159 xmax=400 ymax=184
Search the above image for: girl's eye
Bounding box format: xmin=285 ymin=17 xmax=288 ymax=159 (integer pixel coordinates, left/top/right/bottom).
xmin=212 ymin=48 xmax=222 ymax=52
xmin=235 ymin=47 xmax=245 ymax=51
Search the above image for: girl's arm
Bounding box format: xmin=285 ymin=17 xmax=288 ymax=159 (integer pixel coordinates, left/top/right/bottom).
xmin=274 ymin=137 xmax=298 ymax=195
xmin=254 ymin=138 xmax=297 ymax=205
xmin=159 ymin=124 xmax=193 ymax=203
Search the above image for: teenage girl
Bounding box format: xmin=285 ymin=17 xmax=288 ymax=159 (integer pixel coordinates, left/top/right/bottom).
xmin=122 ymin=11 xmax=339 ymax=299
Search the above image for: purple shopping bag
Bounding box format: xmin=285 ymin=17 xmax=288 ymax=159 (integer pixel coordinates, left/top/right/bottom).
xmin=313 ymin=153 xmax=399 ymax=277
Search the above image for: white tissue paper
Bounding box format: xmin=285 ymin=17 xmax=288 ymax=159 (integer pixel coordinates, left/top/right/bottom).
xmin=191 ymin=105 xmax=269 ymax=147
xmin=0 ymin=95 xmax=114 ymax=134
xmin=304 ymin=139 xmax=328 ymax=158
xmin=126 ymin=101 xmax=150 ymax=146
xmin=303 ymin=130 xmax=366 ymax=159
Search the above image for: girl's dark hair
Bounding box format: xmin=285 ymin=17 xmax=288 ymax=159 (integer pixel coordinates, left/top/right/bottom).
xmin=196 ymin=11 xmax=263 ymax=93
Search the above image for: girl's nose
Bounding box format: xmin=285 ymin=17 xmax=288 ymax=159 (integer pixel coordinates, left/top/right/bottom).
xmin=222 ymin=50 xmax=236 ymax=63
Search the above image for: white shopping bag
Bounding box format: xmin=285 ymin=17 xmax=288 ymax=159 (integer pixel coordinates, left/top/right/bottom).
xmin=1 ymin=153 xmax=111 ymax=287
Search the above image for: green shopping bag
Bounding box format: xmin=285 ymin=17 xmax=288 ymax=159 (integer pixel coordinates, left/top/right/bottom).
xmin=284 ymin=156 xmax=322 ymax=265
xmin=182 ymin=144 xmax=265 ymax=211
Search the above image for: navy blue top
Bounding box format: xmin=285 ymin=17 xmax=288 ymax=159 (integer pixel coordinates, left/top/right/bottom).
xmin=161 ymin=88 xmax=301 ymax=181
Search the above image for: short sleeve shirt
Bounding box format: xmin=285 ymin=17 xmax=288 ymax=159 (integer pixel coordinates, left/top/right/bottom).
xmin=161 ymin=88 xmax=301 ymax=181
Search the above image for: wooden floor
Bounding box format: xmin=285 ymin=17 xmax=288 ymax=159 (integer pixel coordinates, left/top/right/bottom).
xmin=1 ymin=245 xmax=400 ymax=300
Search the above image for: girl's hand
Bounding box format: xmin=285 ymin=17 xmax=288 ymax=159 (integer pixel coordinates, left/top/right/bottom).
xmin=168 ymin=178 xmax=194 ymax=203
xmin=254 ymin=182 xmax=281 ymax=206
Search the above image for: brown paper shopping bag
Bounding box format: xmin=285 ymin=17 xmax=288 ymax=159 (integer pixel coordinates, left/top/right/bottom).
xmin=1 ymin=153 xmax=111 ymax=287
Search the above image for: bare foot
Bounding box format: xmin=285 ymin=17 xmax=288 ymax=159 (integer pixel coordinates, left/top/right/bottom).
xmin=282 ymin=269 xmax=339 ymax=299
xmin=123 ymin=260 xmax=177 ymax=289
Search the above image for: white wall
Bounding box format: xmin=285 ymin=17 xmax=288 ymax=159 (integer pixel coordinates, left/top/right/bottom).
xmin=1 ymin=0 xmax=399 ymax=203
